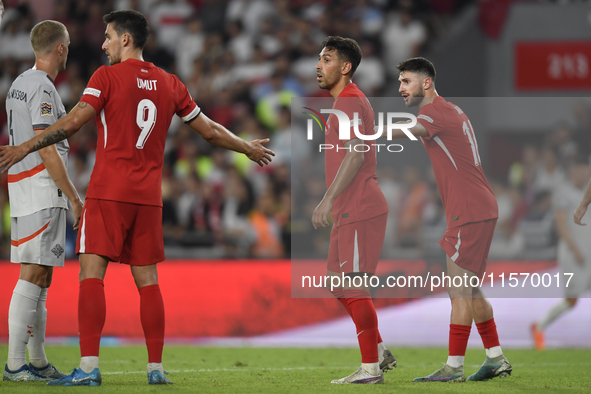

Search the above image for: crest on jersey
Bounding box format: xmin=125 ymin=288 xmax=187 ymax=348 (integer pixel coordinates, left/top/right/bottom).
xmin=40 ymin=102 xmax=53 ymax=116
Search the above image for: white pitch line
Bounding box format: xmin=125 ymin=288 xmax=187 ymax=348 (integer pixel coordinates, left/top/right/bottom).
xmin=100 ymin=362 xmax=591 ymax=375
xmin=102 ymin=366 xmax=353 ymax=375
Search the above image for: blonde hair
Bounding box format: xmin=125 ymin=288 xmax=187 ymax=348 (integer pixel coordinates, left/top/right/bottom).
xmin=30 ymin=20 xmax=67 ymax=55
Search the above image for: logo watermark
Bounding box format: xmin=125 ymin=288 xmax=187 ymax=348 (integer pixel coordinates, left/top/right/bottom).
xmin=303 ymin=108 xmax=418 ymax=141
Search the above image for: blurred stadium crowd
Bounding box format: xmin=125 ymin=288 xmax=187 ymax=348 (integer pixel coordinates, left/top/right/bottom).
xmin=0 ymin=0 xmax=589 ymax=260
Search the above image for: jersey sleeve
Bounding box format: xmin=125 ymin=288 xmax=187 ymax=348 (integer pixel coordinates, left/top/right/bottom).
xmin=416 ymin=105 xmax=444 ymax=140
xmin=334 ymin=97 xmax=367 ymax=145
xmin=173 ymin=75 xmax=200 ymax=123
xmin=29 ymin=83 xmax=61 ymax=130
xmin=80 ymin=66 xmax=109 ymax=113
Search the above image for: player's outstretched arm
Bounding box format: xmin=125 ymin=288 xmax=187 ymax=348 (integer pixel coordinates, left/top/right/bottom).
xmin=35 ymin=128 xmax=83 ymax=230
xmin=312 ymin=139 xmax=364 ymax=229
xmin=0 ymin=101 xmax=95 ymax=172
xmin=187 ymin=112 xmax=275 ymax=167
xmin=379 ymin=120 xmax=429 ymax=140
xmin=574 ymin=176 xmax=591 ymax=225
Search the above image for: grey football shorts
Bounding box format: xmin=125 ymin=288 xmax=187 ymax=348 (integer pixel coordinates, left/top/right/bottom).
xmin=10 ymin=207 xmax=67 ymax=267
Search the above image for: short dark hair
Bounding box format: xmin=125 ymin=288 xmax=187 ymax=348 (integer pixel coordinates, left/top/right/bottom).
xmin=103 ymin=10 xmax=149 ymax=50
xmin=321 ymin=36 xmax=362 ymax=76
xmin=396 ymin=57 xmax=436 ymax=81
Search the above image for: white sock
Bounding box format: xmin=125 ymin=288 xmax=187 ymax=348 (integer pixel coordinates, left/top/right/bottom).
xmin=362 ymin=362 xmax=380 ymax=376
xmin=147 ymin=362 xmax=163 ymax=374
xmin=27 ymin=287 xmax=49 ymax=368
xmin=378 ymin=341 xmax=386 ymax=357
xmin=446 ymin=355 xmax=464 ymax=368
xmin=538 ymin=299 xmax=573 ymax=331
xmin=485 ymin=346 xmax=503 ymax=358
xmin=80 ymin=356 xmax=99 ymax=373
xmin=7 ymin=280 xmax=41 ymax=371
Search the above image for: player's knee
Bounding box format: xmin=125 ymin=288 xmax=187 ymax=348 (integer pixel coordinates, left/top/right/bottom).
xmin=28 ymin=276 xmax=47 ymax=287
xmin=131 ymin=265 xmax=158 ymax=289
xmin=20 ymin=264 xmax=49 ymax=287
xmin=330 ymin=288 xmax=345 ymax=298
xmin=446 ymin=285 xmax=471 ymax=299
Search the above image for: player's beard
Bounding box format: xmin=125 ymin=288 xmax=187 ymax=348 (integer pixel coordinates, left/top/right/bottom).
xmin=318 ymin=72 xmax=336 ymax=90
xmin=106 ymin=46 xmax=121 ymax=65
xmin=107 ymin=52 xmax=120 ymax=65
xmin=406 ymin=86 xmax=424 ymax=107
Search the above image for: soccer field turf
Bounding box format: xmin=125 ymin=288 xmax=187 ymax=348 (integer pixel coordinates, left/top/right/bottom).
xmin=0 ymin=346 xmax=590 ymax=393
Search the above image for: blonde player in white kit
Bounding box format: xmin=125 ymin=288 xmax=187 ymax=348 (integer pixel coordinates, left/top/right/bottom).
xmin=531 ymin=156 xmax=591 ymax=349
xmin=4 ymin=20 xmax=83 ymax=381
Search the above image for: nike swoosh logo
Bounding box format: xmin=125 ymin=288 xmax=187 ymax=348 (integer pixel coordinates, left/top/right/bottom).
xmin=357 ymin=330 xmax=364 ymax=337
xmin=340 ymin=261 xmax=347 ymax=267
xmin=71 ymin=375 xmax=93 ymax=383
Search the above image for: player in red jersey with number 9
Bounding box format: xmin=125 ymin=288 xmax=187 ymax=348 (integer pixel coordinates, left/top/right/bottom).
xmin=380 ymin=57 xmax=512 ymax=382
xmin=0 ymin=10 xmax=274 ymax=387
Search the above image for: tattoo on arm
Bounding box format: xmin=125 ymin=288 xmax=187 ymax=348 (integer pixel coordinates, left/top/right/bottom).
xmin=78 ymin=102 xmax=88 ymax=109
xmin=31 ymin=129 xmax=68 ymax=152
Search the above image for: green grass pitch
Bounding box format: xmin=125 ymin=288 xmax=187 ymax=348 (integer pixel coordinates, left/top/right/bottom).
xmin=0 ymin=346 xmax=590 ymax=393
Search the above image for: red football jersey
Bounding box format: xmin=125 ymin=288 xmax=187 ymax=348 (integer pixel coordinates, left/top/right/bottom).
xmin=80 ymin=59 xmax=200 ymax=206
xmin=325 ymin=83 xmax=388 ymax=227
xmin=416 ymin=96 xmax=498 ymax=229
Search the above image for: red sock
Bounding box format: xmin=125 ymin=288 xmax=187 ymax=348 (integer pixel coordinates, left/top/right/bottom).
xmin=374 ymin=299 xmax=383 ymax=344
xmin=449 ymin=324 xmax=471 ymax=356
xmin=79 ymin=278 xmax=106 ymax=357
xmin=476 ymin=318 xmax=500 ymax=349
xmin=345 ymin=289 xmax=378 ymax=363
xmin=331 ymin=288 xmax=353 ymax=317
xmin=332 ymin=289 xmax=384 ymax=346
xmin=139 ymin=284 xmax=165 ymax=363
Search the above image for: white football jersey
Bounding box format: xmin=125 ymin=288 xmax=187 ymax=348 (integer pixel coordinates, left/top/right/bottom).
xmin=6 ymin=69 xmax=69 ymax=217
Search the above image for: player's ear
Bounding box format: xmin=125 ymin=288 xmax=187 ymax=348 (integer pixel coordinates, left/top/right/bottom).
xmin=341 ymin=61 xmax=352 ymax=76
xmin=122 ymin=33 xmax=131 ymax=47
xmin=423 ymin=77 xmax=433 ymax=90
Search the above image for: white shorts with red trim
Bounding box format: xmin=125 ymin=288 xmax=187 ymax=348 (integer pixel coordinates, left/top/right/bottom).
xmin=10 ymin=207 xmax=67 ymax=267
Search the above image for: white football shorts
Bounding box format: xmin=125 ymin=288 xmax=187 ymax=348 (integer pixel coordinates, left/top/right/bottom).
xmin=10 ymin=207 xmax=67 ymax=267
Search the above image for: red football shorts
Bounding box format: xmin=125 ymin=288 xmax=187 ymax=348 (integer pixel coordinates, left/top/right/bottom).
xmin=439 ymin=219 xmax=497 ymax=278
xmin=327 ymin=213 xmax=387 ymax=275
xmin=76 ymin=198 xmax=165 ymax=266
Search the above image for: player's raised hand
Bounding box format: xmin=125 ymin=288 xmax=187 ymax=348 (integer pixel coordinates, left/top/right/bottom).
xmin=246 ymin=138 xmax=275 ymax=167
xmin=0 ymin=144 xmax=29 ymax=173
xmin=574 ymin=204 xmax=588 ymax=226
xmin=312 ymin=198 xmax=332 ymax=229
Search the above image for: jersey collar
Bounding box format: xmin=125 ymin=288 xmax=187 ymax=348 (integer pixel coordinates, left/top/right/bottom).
xmin=338 ymin=82 xmax=358 ymax=97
